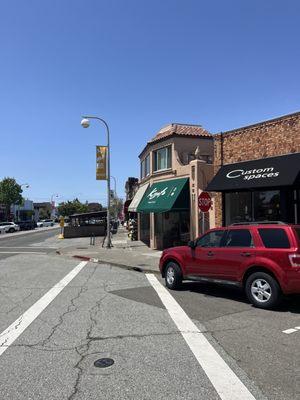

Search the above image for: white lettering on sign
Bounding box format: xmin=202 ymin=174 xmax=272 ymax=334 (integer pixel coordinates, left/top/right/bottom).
xmin=226 ymin=167 xmax=279 ymax=181
xmin=199 ymin=198 xmax=211 ymax=206
xmin=147 ymin=187 xmax=169 ymax=200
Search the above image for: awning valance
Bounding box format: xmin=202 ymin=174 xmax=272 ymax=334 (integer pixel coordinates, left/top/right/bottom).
xmin=137 ymin=177 xmax=189 ymax=213
xmin=206 ymin=153 xmax=300 ymax=192
xmin=128 ymin=184 xmax=149 ymax=212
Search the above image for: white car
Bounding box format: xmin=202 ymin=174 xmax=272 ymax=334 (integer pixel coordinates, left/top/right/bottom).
xmin=36 ymin=221 xmax=44 ymax=228
xmin=41 ymin=219 xmax=55 ymax=227
xmin=0 ymin=222 xmax=20 ymax=233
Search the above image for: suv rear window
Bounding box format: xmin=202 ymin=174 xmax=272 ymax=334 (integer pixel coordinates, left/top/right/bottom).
xmin=258 ymin=228 xmax=290 ymax=248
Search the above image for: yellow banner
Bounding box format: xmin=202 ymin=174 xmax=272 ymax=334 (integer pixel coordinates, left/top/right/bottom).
xmin=96 ymin=146 xmax=107 ymax=180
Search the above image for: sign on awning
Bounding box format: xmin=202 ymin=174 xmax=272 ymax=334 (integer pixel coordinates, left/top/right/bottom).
xmin=137 ymin=178 xmax=189 ymax=213
xmin=206 ymin=152 xmax=300 ymax=191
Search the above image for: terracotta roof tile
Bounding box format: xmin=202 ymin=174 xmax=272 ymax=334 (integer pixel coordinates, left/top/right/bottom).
xmin=149 ymin=123 xmax=211 ymax=143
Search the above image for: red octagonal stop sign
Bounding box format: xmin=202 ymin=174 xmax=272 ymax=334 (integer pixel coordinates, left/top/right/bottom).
xmin=198 ymin=192 xmax=212 ymax=212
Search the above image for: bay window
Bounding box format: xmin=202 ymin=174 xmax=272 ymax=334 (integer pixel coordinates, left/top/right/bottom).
xmin=153 ymin=146 xmax=171 ymax=172
xmin=141 ymin=154 xmax=150 ymax=179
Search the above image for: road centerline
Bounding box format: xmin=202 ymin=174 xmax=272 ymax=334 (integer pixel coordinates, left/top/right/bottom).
xmin=146 ymin=273 xmax=257 ymax=400
xmin=0 ymin=261 xmax=88 ymax=357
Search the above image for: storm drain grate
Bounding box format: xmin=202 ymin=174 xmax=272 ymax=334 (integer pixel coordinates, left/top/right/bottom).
xmin=94 ymin=358 xmax=114 ymax=368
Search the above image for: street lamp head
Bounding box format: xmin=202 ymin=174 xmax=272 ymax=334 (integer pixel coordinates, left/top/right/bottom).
xmin=81 ymin=118 xmax=90 ymax=128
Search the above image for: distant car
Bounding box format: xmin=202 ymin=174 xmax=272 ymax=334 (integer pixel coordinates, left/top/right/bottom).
xmin=41 ymin=219 xmax=54 ymax=227
xmin=18 ymin=220 xmax=36 ymax=231
xmin=0 ymin=222 xmax=21 ymax=233
xmin=36 ymin=221 xmax=44 ymax=228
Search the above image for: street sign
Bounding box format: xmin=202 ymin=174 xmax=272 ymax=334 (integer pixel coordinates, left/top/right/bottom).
xmin=198 ymin=192 xmax=212 ymax=212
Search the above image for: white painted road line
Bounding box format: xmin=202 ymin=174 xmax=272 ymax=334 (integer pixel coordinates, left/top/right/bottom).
xmin=282 ymin=327 xmax=300 ymax=334
xmin=0 ymin=251 xmax=47 ymax=254
xmin=0 ymin=246 xmax=57 ymax=249
xmin=141 ymin=252 xmax=162 ymax=258
xmin=146 ymin=274 xmax=256 ymax=400
xmin=0 ymin=261 xmax=88 ymax=357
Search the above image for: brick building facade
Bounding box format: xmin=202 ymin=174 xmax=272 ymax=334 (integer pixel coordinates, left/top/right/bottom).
xmin=210 ymin=111 xmax=300 ymax=226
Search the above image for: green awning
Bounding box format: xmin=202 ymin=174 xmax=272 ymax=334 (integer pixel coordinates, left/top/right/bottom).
xmin=137 ymin=177 xmax=189 ymax=213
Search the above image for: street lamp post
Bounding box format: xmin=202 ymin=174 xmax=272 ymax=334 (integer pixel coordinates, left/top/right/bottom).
xmin=50 ymin=194 xmax=59 ymax=219
xmin=81 ymin=116 xmax=112 ymax=249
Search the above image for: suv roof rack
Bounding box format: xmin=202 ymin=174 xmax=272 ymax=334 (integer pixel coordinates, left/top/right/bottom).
xmin=230 ymin=221 xmax=287 ymax=226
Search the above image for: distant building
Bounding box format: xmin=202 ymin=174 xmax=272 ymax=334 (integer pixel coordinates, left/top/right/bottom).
xmin=33 ymin=202 xmax=52 ymax=221
xmin=11 ymin=199 xmax=34 ymax=222
xmin=124 ymin=177 xmax=139 ymax=222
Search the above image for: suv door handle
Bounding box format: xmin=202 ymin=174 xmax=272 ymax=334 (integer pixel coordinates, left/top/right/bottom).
xmin=241 ymin=252 xmax=251 ymax=257
xmin=207 ymin=251 xmax=214 ymax=257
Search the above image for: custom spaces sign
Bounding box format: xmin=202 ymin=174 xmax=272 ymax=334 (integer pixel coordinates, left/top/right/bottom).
xmin=206 ymin=152 xmax=300 ymax=191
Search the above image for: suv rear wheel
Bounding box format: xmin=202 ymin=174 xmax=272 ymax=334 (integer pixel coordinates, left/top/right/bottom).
xmin=165 ymin=262 xmax=182 ymax=290
xmin=245 ymin=272 xmax=281 ymax=309
xmin=8 ymin=228 xmax=15 ymax=233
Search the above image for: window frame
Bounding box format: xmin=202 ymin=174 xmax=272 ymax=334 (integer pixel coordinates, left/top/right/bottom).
xmin=223 ymin=229 xmax=254 ymax=248
xmin=141 ymin=154 xmax=150 ymax=179
xmin=153 ymin=146 xmax=172 ymax=172
xmin=196 ymin=230 xmax=226 ymax=248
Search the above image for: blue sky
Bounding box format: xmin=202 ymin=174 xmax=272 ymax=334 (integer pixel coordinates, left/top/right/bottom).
xmin=1 ymin=0 xmax=299 ymax=205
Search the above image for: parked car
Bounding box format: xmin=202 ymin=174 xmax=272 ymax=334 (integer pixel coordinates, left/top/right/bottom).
xmin=159 ymin=222 xmax=300 ymax=309
xmin=18 ymin=220 xmax=36 ymax=230
xmin=36 ymin=221 xmax=44 ymax=228
xmin=0 ymin=222 xmax=21 ymax=233
xmin=41 ymin=219 xmax=55 ymax=227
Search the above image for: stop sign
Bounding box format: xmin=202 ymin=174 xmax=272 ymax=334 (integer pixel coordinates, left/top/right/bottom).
xmin=198 ymin=192 xmax=212 ymax=212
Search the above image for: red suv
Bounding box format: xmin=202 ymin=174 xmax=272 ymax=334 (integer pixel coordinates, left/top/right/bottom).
xmin=159 ymin=222 xmax=300 ymax=309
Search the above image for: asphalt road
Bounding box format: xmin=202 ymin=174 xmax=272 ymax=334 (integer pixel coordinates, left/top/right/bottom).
xmin=0 ymin=230 xmax=299 ymax=400
xmin=0 ymin=228 xmax=60 ymax=260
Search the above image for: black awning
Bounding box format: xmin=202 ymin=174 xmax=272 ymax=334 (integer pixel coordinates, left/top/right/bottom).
xmin=206 ymin=152 xmax=300 ymax=192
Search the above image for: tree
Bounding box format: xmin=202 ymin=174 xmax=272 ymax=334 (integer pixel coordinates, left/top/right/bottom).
xmin=0 ymin=178 xmax=23 ymax=220
xmin=39 ymin=208 xmax=50 ymax=220
xmin=57 ymin=198 xmax=88 ymax=217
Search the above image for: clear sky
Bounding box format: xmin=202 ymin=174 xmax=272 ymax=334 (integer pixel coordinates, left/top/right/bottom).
xmin=1 ymin=0 xmax=299 ymax=205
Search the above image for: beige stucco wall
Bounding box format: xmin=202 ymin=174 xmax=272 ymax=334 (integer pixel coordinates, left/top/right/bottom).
xmin=138 ymin=135 xmax=214 ymax=249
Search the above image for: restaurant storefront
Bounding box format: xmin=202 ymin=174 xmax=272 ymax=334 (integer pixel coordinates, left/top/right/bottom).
xmin=207 ymin=152 xmax=300 ymax=225
xmin=137 ymin=178 xmax=191 ymax=249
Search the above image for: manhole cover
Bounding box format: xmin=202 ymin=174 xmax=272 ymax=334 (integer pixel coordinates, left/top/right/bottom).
xmin=94 ymin=358 xmax=114 ymax=368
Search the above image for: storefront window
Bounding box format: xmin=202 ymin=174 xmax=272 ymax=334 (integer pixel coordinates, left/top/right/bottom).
xmin=225 ymin=190 xmax=283 ymax=225
xmin=154 ymin=211 xmax=190 ymax=249
xmin=225 ymin=192 xmax=252 ymax=225
xmin=153 ymin=147 xmax=171 ymax=171
xmin=253 ymin=190 xmax=280 ymax=221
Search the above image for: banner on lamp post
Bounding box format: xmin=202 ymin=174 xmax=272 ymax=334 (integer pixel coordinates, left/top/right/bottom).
xmin=96 ymin=146 xmax=107 ymax=180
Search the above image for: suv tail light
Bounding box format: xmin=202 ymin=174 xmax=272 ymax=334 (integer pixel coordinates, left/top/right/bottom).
xmin=289 ymin=254 xmax=300 ymax=267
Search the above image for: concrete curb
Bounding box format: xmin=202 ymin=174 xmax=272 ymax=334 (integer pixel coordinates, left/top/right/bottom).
xmin=72 ymin=254 xmax=160 ymax=275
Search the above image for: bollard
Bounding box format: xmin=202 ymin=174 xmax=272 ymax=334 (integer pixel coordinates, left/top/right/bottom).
xmin=90 ymin=234 xmax=95 ymax=246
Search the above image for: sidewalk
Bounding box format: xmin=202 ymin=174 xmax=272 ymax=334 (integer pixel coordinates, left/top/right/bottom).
xmin=58 ymin=227 xmax=161 ymax=273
